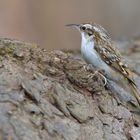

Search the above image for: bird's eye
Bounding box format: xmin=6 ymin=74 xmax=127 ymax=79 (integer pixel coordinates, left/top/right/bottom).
xmin=81 ymin=26 xmax=86 ymax=30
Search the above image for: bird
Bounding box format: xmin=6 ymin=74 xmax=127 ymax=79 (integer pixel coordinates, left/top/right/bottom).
xmin=66 ymin=23 xmax=140 ymax=107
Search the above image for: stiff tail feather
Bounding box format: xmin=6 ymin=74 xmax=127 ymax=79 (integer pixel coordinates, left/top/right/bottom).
xmin=128 ymin=79 xmax=140 ymax=107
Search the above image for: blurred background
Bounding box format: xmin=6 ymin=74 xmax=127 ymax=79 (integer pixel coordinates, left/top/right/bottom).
xmin=0 ymin=0 xmax=140 ymax=51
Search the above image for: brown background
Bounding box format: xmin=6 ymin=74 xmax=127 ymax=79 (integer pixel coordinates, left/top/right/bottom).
xmin=0 ymin=0 xmax=140 ymax=50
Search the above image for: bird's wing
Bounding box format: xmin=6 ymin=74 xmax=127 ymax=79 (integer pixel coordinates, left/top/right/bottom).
xmin=94 ymin=41 xmax=134 ymax=83
xmin=94 ymin=41 xmax=140 ymax=106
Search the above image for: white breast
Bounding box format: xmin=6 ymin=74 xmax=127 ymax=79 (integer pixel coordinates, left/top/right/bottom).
xmin=80 ymin=34 xmax=112 ymax=74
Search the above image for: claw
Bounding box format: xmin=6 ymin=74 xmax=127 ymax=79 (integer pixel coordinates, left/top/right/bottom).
xmin=87 ymin=71 xmax=98 ymax=79
xmin=87 ymin=70 xmax=107 ymax=86
xmin=97 ymin=72 xmax=107 ymax=86
xmin=83 ymin=64 xmax=94 ymax=72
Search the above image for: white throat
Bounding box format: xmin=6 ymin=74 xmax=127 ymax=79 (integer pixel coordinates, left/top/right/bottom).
xmin=80 ymin=32 xmax=112 ymax=73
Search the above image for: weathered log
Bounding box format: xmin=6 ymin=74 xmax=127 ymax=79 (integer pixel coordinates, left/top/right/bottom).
xmin=0 ymin=38 xmax=140 ymax=140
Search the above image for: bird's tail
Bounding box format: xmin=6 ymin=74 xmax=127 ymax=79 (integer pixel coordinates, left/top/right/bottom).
xmin=128 ymin=79 xmax=140 ymax=107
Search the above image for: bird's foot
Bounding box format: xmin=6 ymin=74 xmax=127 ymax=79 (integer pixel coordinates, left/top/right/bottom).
xmin=98 ymin=71 xmax=107 ymax=86
xmin=83 ymin=64 xmax=94 ymax=72
xmin=87 ymin=70 xmax=107 ymax=86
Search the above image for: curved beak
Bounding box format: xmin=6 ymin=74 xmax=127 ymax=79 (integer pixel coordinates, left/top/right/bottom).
xmin=66 ymin=24 xmax=80 ymax=30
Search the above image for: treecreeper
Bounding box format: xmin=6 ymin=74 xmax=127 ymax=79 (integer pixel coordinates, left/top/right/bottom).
xmin=66 ymin=23 xmax=140 ymax=108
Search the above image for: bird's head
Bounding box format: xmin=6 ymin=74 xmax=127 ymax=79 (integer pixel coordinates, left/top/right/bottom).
xmin=66 ymin=23 xmax=110 ymax=43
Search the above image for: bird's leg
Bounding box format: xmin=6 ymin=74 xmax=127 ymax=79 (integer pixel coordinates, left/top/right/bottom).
xmin=88 ymin=71 xmax=107 ymax=86
xmin=83 ymin=64 xmax=94 ymax=72
xmin=97 ymin=71 xmax=107 ymax=86
xmin=83 ymin=64 xmax=107 ymax=86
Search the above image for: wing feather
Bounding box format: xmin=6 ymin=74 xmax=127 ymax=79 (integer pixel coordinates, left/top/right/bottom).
xmin=94 ymin=41 xmax=133 ymax=81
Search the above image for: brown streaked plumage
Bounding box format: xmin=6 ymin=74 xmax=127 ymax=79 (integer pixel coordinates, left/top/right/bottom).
xmin=67 ymin=23 xmax=140 ymax=107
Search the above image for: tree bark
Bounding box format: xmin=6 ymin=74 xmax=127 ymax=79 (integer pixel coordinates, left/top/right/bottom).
xmin=0 ymin=38 xmax=140 ymax=140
